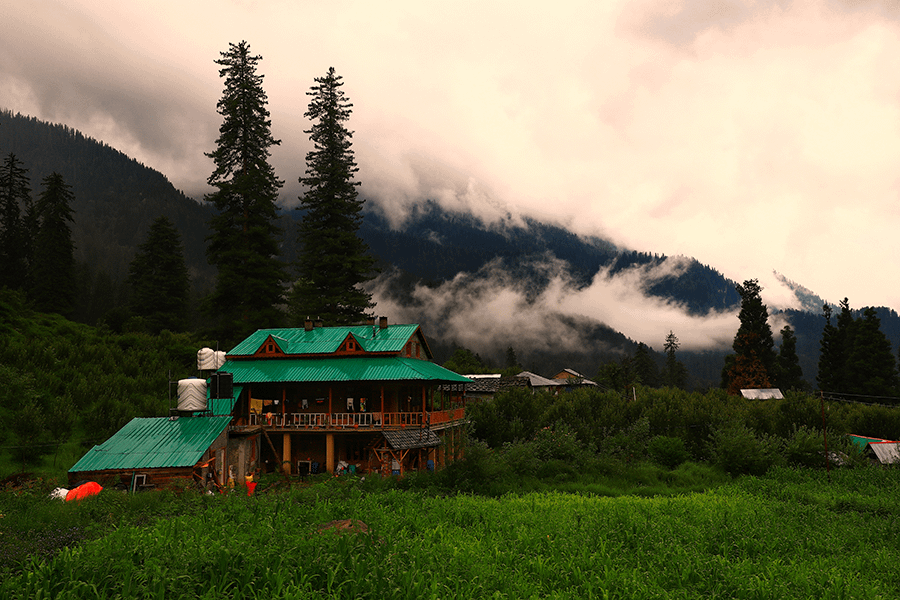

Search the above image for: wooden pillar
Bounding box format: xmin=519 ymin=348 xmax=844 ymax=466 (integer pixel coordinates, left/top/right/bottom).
xmin=380 ymin=385 xmax=384 ymax=415
xmin=326 ymin=433 xmax=335 ymax=474
xmin=328 ymin=387 xmax=332 ymax=420
xmin=421 ymin=386 xmax=426 ymax=423
xmin=282 ymin=433 xmax=291 ymax=476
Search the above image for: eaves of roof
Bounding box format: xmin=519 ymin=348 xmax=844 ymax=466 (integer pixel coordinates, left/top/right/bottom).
xmin=221 ymin=356 xmax=471 ymax=384
xmin=69 ymin=416 xmax=231 ymax=473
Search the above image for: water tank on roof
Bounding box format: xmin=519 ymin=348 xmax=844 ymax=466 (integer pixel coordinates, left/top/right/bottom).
xmin=177 ymin=378 xmax=207 ymax=412
xmin=209 ymin=371 xmax=233 ymax=400
xmin=197 ymin=347 xmax=226 ymax=371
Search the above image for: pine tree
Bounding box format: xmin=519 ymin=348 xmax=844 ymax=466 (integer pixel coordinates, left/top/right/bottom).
xmin=844 ymin=307 xmax=898 ymax=396
xmin=775 ymin=325 xmax=805 ymax=391
xmin=817 ymin=303 xmax=840 ymax=392
xmin=29 ymin=172 xmax=76 ymax=316
xmin=0 ymin=153 xmax=32 ymax=290
xmin=127 ymin=216 xmax=191 ymax=333
xmin=723 ymin=279 xmax=776 ymax=394
xmin=289 ymin=67 xmax=377 ymax=325
xmin=633 ymin=342 xmax=660 ymax=387
xmin=663 ymin=331 xmax=688 ymax=389
xmin=204 ymin=41 xmax=287 ymax=340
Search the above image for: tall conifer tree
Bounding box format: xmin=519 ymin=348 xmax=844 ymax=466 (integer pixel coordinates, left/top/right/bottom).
xmin=817 ymin=303 xmax=839 ymax=392
xmin=663 ymin=331 xmax=688 ymax=389
xmin=723 ymin=279 xmax=776 ymax=394
xmin=205 ymin=41 xmax=286 ymax=340
xmin=844 ymin=307 xmax=898 ymax=396
xmin=30 ymin=172 xmax=76 ymax=316
xmin=127 ymin=216 xmax=191 ymax=334
xmin=290 ymin=67 xmax=376 ymax=325
xmin=775 ymin=325 xmax=805 ymax=391
xmin=0 ymin=153 xmax=31 ymax=290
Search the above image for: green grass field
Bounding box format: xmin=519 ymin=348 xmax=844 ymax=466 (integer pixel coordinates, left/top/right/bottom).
xmin=2 ymin=465 xmax=899 ymax=599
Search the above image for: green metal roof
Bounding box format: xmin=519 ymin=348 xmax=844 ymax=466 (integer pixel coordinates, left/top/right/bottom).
xmin=228 ymin=324 xmax=423 ymax=356
xmin=69 ymin=416 xmax=231 ymax=473
xmin=222 ymin=356 xmax=471 ymax=384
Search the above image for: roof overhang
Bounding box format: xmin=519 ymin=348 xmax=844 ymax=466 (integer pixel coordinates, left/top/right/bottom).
xmin=383 ymin=428 xmax=441 ymax=449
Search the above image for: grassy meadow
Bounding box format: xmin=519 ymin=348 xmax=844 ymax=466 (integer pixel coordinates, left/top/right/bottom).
xmin=2 ymin=465 xmax=899 ymax=599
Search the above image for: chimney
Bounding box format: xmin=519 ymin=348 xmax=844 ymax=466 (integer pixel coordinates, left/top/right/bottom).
xmin=379 ymin=316 xmax=388 ymax=330
xmin=314 ymin=317 xmax=323 ymax=328
xmin=366 ymin=316 xmax=376 ymax=327
xmin=304 ymin=318 xmax=313 ymax=332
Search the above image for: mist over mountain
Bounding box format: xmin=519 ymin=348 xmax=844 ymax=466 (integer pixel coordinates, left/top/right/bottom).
xmin=4 ymin=110 xmax=899 ymax=389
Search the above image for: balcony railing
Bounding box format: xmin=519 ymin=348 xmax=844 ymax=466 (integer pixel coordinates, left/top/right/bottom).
xmin=241 ymin=409 xmax=464 ymax=430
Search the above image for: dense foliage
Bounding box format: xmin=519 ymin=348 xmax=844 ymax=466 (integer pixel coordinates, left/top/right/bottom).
xmin=466 ymin=385 xmax=895 ymax=479
xmin=0 ymin=290 xmax=214 ymax=471
xmin=290 ymin=67 xmax=377 ymax=325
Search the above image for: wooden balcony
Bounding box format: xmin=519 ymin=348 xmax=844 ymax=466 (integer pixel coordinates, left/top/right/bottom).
xmin=230 ymin=407 xmax=465 ymax=433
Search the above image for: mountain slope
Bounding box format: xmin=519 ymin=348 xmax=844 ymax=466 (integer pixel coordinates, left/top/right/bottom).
xmin=0 ymin=110 xmax=216 ymax=293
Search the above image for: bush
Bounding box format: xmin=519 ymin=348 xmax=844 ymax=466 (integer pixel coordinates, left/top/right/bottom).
xmin=783 ymin=425 xmax=827 ymax=469
xmin=648 ymin=435 xmax=690 ymax=469
xmin=600 ymin=417 xmax=651 ymax=461
xmin=708 ymin=422 xmax=784 ymax=476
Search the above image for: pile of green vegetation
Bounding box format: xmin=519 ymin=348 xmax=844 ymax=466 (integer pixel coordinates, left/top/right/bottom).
xmin=1 ymin=466 xmax=899 ymax=598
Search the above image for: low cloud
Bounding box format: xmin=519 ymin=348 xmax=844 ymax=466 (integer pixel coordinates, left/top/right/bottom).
xmin=370 ymin=255 xmax=753 ymax=360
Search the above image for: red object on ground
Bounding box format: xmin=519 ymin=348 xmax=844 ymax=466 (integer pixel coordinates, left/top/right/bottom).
xmin=246 ymin=481 xmax=257 ymax=496
xmin=66 ymin=481 xmax=103 ymax=502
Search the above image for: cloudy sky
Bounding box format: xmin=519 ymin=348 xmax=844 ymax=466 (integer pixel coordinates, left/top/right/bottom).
xmin=3 ymin=0 xmax=900 ymax=349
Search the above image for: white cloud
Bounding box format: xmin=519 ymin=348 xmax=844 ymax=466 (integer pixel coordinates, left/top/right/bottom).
xmin=2 ymin=0 xmax=900 ymax=315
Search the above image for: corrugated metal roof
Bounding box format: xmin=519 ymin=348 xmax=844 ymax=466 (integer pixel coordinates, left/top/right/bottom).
xmin=518 ymin=371 xmax=564 ymax=388
xmin=228 ymin=324 xmax=423 ymax=356
xmin=223 ymin=356 xmax=471 ymax=384
xmin=869 ymin=442 xmax=900 ymax=464
xmin=383 ymin=428 xmax=442 ymax=449
xmin=740 ymin=388 xmax=784 ymax=399
xmin=69 ymin=416 xmax=231 ymax=473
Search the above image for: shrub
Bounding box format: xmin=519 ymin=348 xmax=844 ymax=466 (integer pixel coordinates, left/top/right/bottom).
xmin=648 ymin=435 xmax=690 ymax=469
xmin=783 ymin=425 xmax=827 ymax=469
xmin=600 ymin=417 xmax=651 ymax=461
xmin=708 ymin=422 xmax=784 ymax=476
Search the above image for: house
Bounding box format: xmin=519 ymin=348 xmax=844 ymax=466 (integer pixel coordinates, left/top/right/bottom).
xmin=552 ymin=368 xmax=597 ymax=390
xmin=451 ymin=374 xmax=531 ymax=402
xmin=69 ymin=318 xmax=471 ymax=489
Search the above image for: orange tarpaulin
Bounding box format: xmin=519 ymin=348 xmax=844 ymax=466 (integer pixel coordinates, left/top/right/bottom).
xmin=66 ymin=481 xmax=103 ymax=502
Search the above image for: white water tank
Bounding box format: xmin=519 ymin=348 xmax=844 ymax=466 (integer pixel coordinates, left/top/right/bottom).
xmin=197 ymin=348 xmax=226 ymax=371
xmin=177 ymin=378 xmax=207 ymax=412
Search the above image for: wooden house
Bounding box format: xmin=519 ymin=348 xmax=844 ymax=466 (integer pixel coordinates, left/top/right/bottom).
xmin=69 ymin=319 xmax=471 ymax=489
